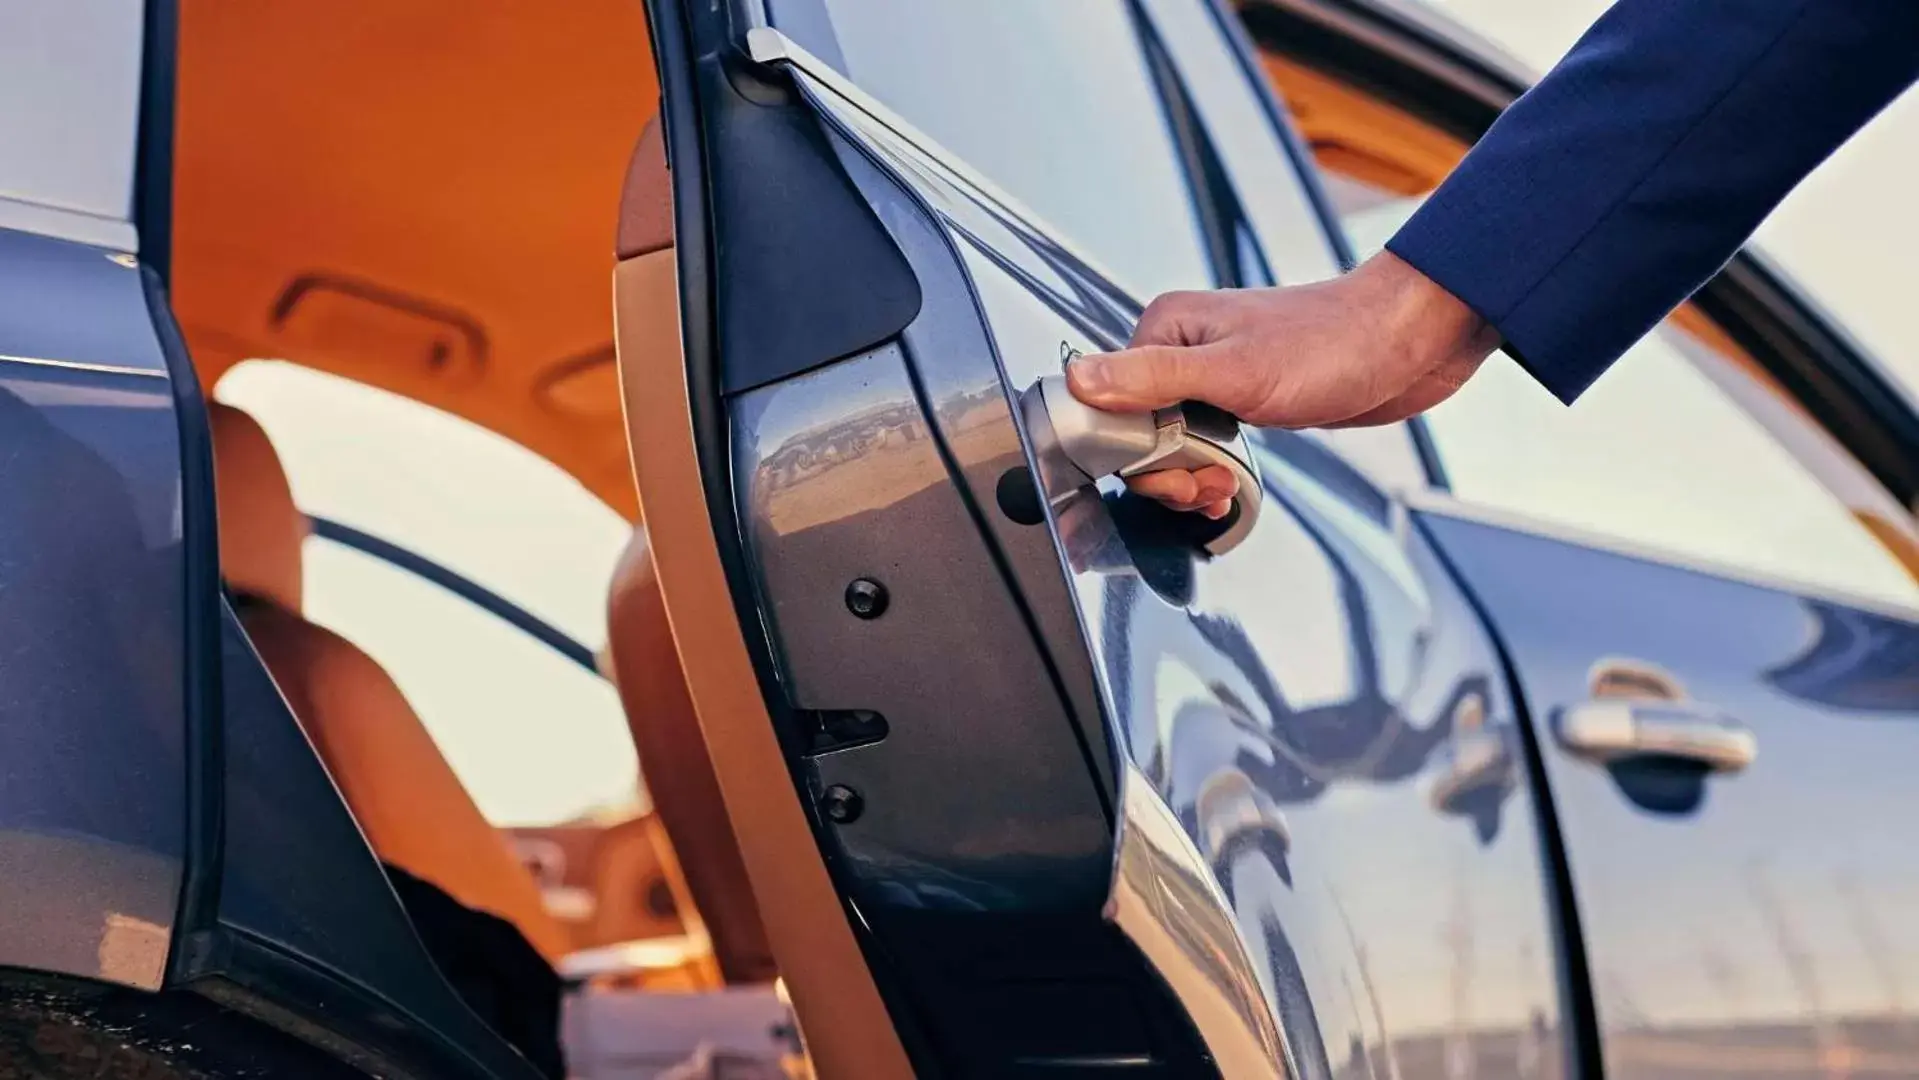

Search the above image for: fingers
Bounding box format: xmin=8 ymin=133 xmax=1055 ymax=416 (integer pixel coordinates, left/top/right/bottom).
xmin=1067 ymin=292 xmax=1251 ymax=415
xmin=1131 ymin=290 xmax=1218 ymax=349
xmin=1067 ymin=342 xmax=1247 ymax=416
xmin=1125 ymin=464 xmax=1238 ymax=518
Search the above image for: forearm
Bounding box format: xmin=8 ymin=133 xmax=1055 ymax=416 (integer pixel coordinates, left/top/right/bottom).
xmin=1386 ymin=0 xmax=1919 ymax=403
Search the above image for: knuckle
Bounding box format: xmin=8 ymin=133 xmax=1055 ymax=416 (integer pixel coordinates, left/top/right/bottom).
xmin=1135 ymin=291 xmax=1205 ymax=338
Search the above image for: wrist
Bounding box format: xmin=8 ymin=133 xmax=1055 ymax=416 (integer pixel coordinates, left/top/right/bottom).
xmin=1354 ymin=250 xmax=1499 ymax=371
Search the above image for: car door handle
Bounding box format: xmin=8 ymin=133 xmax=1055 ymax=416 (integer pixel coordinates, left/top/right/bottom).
xmin=1553 ymin=700 xmax=1757 ymax=773
xmin=1020 ymin=374 xmax=1262 ymax=555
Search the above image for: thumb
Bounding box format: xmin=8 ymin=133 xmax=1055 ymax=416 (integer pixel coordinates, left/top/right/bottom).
xmin=1066 ymin=344 xmax=1223 ymax=414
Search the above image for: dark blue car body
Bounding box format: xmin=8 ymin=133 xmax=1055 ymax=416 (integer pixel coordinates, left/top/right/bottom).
xmin=2 ymin=0 xmax=1917 ymax=1077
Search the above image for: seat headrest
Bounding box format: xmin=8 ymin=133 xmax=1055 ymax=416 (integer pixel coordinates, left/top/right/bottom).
xmin=209 ymin=401 xmax=308 ymax=612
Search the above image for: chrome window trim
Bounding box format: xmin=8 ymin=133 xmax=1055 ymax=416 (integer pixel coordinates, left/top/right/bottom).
xmin=1137 ymin=0 xmax=1341 ymax=286
xmin=747 ymin=27 xmax=1152 ymax=301
xmin=0 ymin=195 xmax=139 ymax=251
xmin=0 ymin=352 xmax=166 ymax=380
xmin=1409 ymin=489 xmax=1919 ymax=623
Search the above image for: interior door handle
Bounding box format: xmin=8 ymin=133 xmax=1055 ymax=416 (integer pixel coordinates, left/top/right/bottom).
xmin=1019 ymin=373 xmax=1263 ymax=555
xmin=1554 ymin=700 xmax=1757 ymax=774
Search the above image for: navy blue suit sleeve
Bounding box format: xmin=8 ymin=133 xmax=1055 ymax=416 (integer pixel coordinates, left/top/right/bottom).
xmin=1385 ymin=0 xmax=1919 ymax=403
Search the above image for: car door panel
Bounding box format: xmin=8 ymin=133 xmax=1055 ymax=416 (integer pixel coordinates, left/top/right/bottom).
xmin=1420 ymin=507 xmax=1919 ymax=1079
xmin=624 ymin=4 xmax=917 ymax=1073
xmin=964 ymin=238 xmax=1573 ymax=1080
xmin=0 ymin=229 xmax=186 ymax=992
xmin=719 ymin=57 xmax=1220 ymax=1075
xmin=649 ymin=10 xmax=1575 ymax=1076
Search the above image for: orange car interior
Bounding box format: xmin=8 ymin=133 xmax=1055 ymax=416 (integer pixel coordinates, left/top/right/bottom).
xmin=172 ymin=1 xmax=656 ymax=518
xmin=172 ymin=1 xmax=911 ymax=1072
xmin=209 ymin=401 xmax=574 ymax=962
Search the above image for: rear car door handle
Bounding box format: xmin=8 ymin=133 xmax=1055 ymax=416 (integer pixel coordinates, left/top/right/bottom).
xmin=1553 ymin=700 xmax=1757 ymax=773
xmin=1020 ymin=374 xmax=1262 ymax=556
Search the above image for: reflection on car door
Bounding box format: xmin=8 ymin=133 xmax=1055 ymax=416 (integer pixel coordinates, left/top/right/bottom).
xmin=639 ymin=1 xmax=1576 ymax=1076
xmin=0 ymin=229 xmax=191 ymax=994
xmin=1420 ymin=505 xmax=1919 ymax=1079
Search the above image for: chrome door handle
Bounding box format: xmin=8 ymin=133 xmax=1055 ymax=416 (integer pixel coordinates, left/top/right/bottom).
xmin=1019 ymin=373 xmax=1263 ymax=556
xmin=1554 ymin=701 xmax=1757 ymax=773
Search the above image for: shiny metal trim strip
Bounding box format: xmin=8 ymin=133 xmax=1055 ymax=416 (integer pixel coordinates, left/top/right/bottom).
xmin=0 ymin=195 xmax=139 ymax=252
xmin=747 ymin=27 xmax=1143 ymax=298
xmin=1106 ymin=762 xmax=1291 ymax=1080
xmin=0 ymin=353 xmax=168 ymax=380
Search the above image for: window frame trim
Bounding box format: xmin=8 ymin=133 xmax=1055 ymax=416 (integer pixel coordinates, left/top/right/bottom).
xmin=306 ymin=515 xmax=602 ymax=676
xmin=1143 ymin=0 xmax=1435 ymax=494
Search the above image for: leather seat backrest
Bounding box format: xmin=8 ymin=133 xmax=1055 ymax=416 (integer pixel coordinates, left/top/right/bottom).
xmin=209 ymin=402 xmax=572 ymax=961
xmin=606 ymin=529 xmax=774 ymax=982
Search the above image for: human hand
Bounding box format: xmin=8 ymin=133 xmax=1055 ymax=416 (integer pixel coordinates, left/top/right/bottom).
xmin=1066 ymin=251 xmax=1498 ymax=516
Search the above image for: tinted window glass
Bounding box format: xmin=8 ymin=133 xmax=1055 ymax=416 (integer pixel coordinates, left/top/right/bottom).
xmin=1431 ymin=329 xmax=1919 ymax=607
xmin=807 ymin=0 xmax=1217 ymax=298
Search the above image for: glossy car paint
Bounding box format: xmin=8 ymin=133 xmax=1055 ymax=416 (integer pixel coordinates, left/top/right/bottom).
xmin=0 ymin=227 xmax=184 ymax=991
xmin=972 ymin=256 xmax=1569 ymax=1080
xmin=737 ymin=11 xmax=1573 ymax=1077
xmin=1421 ymin=507 xmax=1919 ymax=1079
xmin=719 ymin=71 xmax=1222 ymax=1074
xmin=1252 ymin=3 xmax=1919 ymax=1075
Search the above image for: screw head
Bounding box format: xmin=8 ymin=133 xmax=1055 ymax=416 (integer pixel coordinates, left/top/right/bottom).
xmin=844 ymin=578 xmax=889 ymax=619
xmin=823 ymin=784 xmax=864 ymax=824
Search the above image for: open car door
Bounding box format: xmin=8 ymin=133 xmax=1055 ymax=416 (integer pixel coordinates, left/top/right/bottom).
xmin=620 ymin=3 xmax=1571 ymax=1077
xmin=617 ymin=11 xmax=1236 ymax=1073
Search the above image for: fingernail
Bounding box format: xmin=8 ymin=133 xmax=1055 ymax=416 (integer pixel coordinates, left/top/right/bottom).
xmin=1068 ymin=355 xmax=1109 ymax=396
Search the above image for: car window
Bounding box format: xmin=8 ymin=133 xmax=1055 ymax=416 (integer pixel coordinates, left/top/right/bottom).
xmin=1431 ymin=324 xmax=1919 ymax=608
xmin=0 ymin=1 xmax=143 ymax=239
xmin=798 ymin=0 xmax=1217 ymax=299
xmin=1275 ymin=75 xmax=1919 ymax=609
xmin=216 ymin=360 xmax=643 ymax=826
